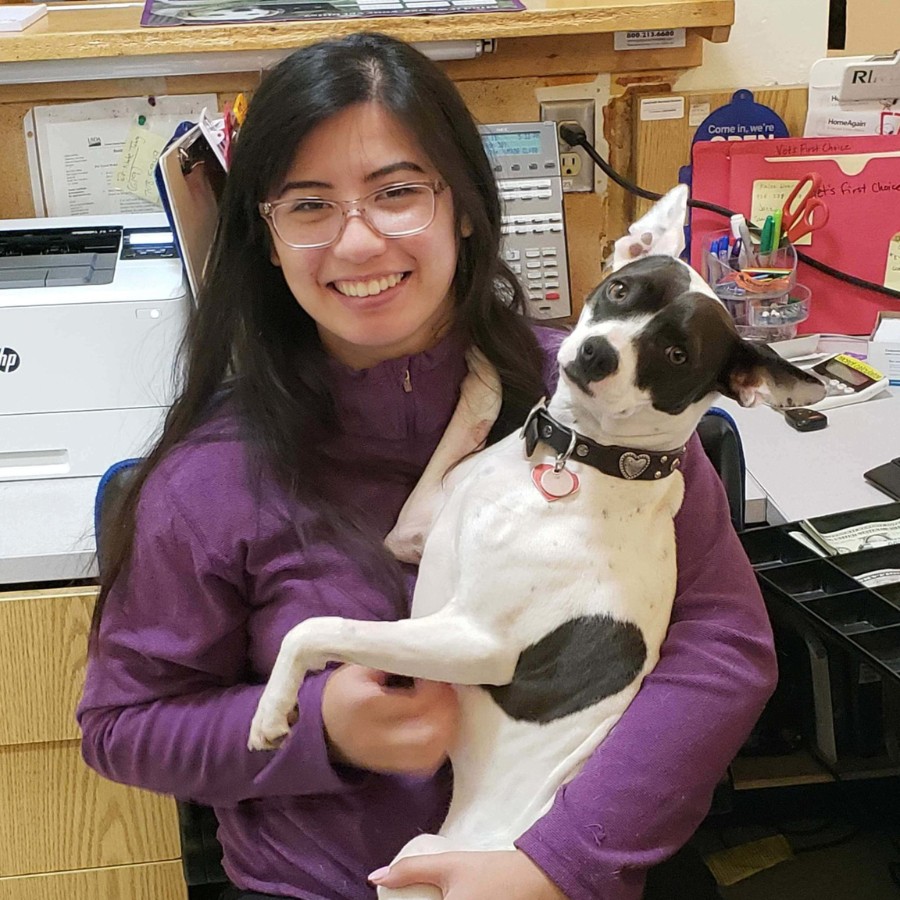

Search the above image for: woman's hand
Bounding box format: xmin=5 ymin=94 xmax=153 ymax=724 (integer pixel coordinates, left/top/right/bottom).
xmin=322 ymin=665 xmax=459 ymax=776
xmin=369 ymin=849 xmax=567 ymax=899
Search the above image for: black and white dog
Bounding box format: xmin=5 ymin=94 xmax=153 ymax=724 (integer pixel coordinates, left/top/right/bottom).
xmin=249 ymin=186 xmax=825 ymax=899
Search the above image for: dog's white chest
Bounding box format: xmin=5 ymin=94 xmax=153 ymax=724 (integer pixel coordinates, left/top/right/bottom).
xmin=412 ymin=435 xmax=684 ymax=639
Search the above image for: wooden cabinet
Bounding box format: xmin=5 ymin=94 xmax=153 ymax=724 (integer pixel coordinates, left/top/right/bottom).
xmin=0 ymin=586 xmax=186 ymax=900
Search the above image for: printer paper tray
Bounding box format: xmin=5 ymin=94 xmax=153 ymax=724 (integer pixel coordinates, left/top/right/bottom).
xmin=0 ymin=406 xmax=167 ymax=586
xmin=1 ymin=406 xmax=164 ymax=480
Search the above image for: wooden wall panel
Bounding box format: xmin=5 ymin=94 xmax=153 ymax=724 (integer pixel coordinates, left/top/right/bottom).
xmin=0 ymin=861 xmax=186 ymax=900
xmin=0 ymin=741 xmax=181 ymax=877
xmin=0 ymin=588 xmax=97 ymax=746
xmin=628 ymin=85 xmax=809 ymax=219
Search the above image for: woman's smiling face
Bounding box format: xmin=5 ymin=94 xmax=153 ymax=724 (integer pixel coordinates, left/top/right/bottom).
xmin=264 ymin=102 xmax=461 ymax=370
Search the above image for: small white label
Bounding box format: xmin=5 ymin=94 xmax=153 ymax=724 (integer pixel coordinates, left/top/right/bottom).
xmin=689 ymin=102 xmax=711 ymax=127
xmin=640 ymin=96 xmax=686 ymax=122
xmin=614 ymin=28 xmax=686 ymax=51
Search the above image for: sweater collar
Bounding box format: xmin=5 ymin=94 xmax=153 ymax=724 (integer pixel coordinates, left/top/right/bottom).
xmin=325 ymin=329 xmax=468 ymax=440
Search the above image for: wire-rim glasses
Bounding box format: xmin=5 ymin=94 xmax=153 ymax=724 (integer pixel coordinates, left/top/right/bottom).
xmin=259 ymin=180 xmax=446 ymax=249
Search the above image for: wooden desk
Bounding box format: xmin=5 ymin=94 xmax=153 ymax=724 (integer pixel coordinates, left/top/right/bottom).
xmin=0 ymin=585 xmax=185 ymax=900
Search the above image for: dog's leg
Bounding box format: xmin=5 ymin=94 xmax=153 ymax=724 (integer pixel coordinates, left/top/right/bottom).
xmin=248 ymin=611 xmax=517 ymax=750
xmin=384 ymin=348 xmax=501 ymax=563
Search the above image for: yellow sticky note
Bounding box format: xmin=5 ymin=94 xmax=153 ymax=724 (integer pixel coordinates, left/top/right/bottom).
xmin=704 ymin=834 xmax=794 ymax=887
xmin=885 ymin=233 xmax=900 ymax=291
xmin=114 ymin=124 xmax=167 ymax=205
xmin=750 ymin=179 xmax=812 ymax=246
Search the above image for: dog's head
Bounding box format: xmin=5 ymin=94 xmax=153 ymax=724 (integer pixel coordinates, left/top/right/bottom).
xmin=555 ymin=185 xmax=826 ymax=448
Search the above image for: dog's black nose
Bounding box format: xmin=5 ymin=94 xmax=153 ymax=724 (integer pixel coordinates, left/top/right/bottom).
xmin=576 ymin=336 xmax=618 ymax=382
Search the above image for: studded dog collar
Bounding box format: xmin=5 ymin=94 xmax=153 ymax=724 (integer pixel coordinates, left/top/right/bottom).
xmin=520 ymin=400 xmax=686 ymax=482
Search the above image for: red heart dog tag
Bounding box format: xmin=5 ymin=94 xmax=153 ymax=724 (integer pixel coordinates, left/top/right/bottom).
xmin=532 ymin=464 xmax=580 ymax=501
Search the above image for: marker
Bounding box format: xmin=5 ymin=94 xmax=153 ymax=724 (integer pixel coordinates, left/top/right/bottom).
xmin=759 ymin=215 xmax=775 ymax=263
xmin=772 ymin=209 xmax=783 ymax=252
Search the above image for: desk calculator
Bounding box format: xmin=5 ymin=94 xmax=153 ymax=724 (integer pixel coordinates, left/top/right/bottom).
xmin=808 ymin=354 xmax=889 ymax=411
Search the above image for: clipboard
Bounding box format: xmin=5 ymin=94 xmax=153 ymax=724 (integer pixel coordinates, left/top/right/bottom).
xmin=156 ymin=123 xmax=227 ymax=299
xmin=690 ymin=135 xmax=900 ymax=335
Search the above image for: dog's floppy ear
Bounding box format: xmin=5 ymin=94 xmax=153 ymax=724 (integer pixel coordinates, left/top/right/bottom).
xmin=611 ymin=184 xmax=688 ymax=271
xmin=719 ymin=340 xmax=827 ymax=409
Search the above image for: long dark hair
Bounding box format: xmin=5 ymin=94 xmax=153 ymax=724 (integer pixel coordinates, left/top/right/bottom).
xmin=91 ymin=32 xmax=546 ymax=637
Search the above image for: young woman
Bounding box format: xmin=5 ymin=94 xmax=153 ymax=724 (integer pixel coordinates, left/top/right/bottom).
xmin=78 ymin=32 xmax=775 ymax=900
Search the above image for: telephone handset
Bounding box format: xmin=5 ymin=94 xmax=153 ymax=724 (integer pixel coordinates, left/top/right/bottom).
xmin=479 ymin=122 xmax=572 ymax=319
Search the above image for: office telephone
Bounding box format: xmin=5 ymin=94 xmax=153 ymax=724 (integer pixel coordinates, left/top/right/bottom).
xmin=480 ymin=122 xmax=572 ymax=319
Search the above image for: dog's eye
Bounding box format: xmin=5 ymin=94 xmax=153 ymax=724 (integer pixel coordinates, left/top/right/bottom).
xmin=666 ymin=346 xmax=688 ymax=365
xmin=607 ymin=281 xmax=627 ymax=301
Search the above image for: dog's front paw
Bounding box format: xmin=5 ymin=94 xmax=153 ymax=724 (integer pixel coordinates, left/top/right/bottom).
xmin=248 ymin=693 xmax=299 ymax=751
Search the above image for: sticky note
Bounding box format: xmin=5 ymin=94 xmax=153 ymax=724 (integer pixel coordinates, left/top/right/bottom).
xmin=885 ymin=233 xmax=900 ymax=291
xmin=751 ymin=179 xmax=812 ymax=245
xmin=114 ymin=125 xmax=167 ymax=205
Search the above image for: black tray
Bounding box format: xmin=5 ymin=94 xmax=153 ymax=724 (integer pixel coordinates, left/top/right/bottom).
xmin=741 ymin=501 xmax=900 ymax=686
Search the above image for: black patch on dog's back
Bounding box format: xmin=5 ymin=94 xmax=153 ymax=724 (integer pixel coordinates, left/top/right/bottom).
xmin=482 ymin=615 xmax=647 ymax=723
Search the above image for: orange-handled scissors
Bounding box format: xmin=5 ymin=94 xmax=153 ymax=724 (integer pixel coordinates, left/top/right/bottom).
xmin=781 ymin=172 xmax=830 ymax=243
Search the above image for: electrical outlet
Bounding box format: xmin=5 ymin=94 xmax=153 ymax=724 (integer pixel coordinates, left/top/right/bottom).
xmin=539 ymin=98 xmax=595 ymax=192
xmin=560 ymin=152 xmax=582 ymax=178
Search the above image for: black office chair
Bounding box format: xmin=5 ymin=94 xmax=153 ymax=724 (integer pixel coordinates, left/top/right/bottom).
xmin=697 ymin=406 xmax=745 ymax=533
xmin=92 ymin=408 xmax=746 ymax=897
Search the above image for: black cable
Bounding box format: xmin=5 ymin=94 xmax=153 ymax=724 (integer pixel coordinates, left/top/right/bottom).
xmin=557 ymin=122 xmax=900 ymax=302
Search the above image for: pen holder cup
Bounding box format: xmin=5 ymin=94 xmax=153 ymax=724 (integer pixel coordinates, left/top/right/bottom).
xmin=702 ymin=230 xmax=802 ymax=341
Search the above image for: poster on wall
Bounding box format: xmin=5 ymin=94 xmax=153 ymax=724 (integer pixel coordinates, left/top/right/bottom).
xmin=24 ymin=94 xmax=218 ymax=217
xmin=140 ymin=0 xmax=524 ymax=26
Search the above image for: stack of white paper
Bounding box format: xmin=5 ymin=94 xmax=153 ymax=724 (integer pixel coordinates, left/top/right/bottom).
xmin=0 ymin=4 xmax=48 ymax=32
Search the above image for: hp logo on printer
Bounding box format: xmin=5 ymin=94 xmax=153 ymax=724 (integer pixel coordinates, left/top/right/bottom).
xmin=0 ymin=347 xmax=20 ymax=373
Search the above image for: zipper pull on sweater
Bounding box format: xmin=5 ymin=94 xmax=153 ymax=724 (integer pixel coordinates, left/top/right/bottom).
xmin=402 ymin=369 xmax=412 ymax=393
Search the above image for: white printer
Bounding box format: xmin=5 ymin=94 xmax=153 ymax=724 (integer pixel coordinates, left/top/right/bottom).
xmin=0 ymin=213 xmax=190 ymax=585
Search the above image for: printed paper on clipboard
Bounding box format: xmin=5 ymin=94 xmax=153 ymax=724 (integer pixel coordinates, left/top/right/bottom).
xmin=690 ymin=135 xmax=900 ymax=336
xmin=157 ymin=123 xmax=227 ymax=299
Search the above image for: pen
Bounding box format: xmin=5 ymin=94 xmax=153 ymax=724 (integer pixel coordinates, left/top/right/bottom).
xmin=717 ymin=238 xmax=730 ymax=265
xmin=731 ymin=214 xmax=754 ymax=264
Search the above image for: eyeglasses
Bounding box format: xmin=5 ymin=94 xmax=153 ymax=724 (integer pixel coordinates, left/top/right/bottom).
xmin=259 ymin=180 xmax=446 ymax=250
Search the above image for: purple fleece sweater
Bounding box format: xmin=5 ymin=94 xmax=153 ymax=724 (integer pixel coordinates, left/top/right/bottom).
xmin=78 ymin=327 xmax=776 ymax=900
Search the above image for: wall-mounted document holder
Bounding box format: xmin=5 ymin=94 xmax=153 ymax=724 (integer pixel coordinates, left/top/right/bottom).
xmin=839 ymin=50 xmax=900 ymax=103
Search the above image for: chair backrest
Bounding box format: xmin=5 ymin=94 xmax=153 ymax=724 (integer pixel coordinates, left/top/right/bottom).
xmin=697 ymin=407 xmax=746 ymax=532
xmin=91 ymin=410 xmax=744 ymax=890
